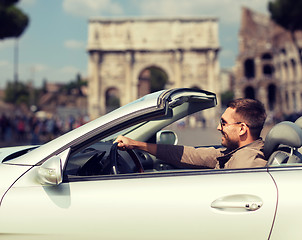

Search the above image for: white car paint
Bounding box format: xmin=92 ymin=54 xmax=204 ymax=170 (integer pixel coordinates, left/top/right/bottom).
xmin=1 ymin=169 xmax=277 ymax=239
xmin=268 ymin=168 xmax=302 ymax=239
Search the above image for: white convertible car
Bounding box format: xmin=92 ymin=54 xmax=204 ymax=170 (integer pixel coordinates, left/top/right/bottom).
xmin=1 ymin=88 xmax=302 ymax=240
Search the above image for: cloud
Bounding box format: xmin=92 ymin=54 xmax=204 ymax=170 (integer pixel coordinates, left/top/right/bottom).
xmin=0 ymin=39 xmax=15 ymax=50
xmin=64 ymin=40 xmax=85 ymax=50
xmin=137 ymin=0 xmax=269 ymax=25
xmin=18 ymin=0 xmax=37 ymax=7
xmin=220 ymin=49 xmax=235 ymax=59
xmin=31 ymin=64 xmax=48 ymax=73
xmin=61 ymin=0 xmax=269 ymax=24
xmin=60 ymin=65 xmax=80 ymax=74
xmin=62 ymin=0 xmax=123 ymax=18
xmin=0 ymin=60 xmax=10 ymax=67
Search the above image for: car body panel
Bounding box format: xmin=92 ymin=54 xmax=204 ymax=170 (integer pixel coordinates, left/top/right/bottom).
xmin=1 ymin=168 xmax=277 ymax=239
xmin=0 ymin=146 xmax=36 ymax=163
xmin=0 ymin=164 xmax=32 ymax=203
xmin=268 ymin=167 xmax=302 ymax=239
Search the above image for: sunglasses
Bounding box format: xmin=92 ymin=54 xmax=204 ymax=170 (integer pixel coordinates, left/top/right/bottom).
xmin=220 ymin=119 xmax=249 ymax=128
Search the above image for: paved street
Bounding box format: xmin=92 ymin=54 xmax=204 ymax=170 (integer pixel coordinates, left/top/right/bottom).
xmin=167 ymin=126 xmax=221 ymax=146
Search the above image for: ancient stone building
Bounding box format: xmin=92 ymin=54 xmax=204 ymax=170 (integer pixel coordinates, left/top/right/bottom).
xmin=235 ymin=7 xmax=302 ymax=120
xmin=87 ymin=17 xmax=220 ymax=120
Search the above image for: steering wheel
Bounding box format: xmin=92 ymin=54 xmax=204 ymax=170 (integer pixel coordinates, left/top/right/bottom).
xmin=108 ymin=142 xmax=144 ymax=175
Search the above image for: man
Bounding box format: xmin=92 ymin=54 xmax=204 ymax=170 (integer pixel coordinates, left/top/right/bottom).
xmin=115 ymin=98 xmax=267 ymax=169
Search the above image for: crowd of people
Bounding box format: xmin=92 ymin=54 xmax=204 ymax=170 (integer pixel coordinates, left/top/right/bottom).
xmin=0 ymin=113 xmax=89 ymax=147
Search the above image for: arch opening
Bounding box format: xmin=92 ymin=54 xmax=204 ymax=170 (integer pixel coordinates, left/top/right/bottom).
xmin=268 ymin=84 xmax=276 ymax=111
xmin=105 ymin=88 xmax=120 ymax=113
xmin=244 ymin=59 xmax=255 ymax=79
xmin=138 ymin=66 xmax=168 ymax=98
xmin=263 ymin=64 xmax=274 ymax=76
xmin=244 ymin=86 xmax=255 ymax=99
xmin=261 ymin=53 xmax=272 ymax=60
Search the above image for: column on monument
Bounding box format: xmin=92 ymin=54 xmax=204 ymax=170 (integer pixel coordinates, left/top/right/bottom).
xmin=280 ymin=87 xmax=287 ymax=115
xmin=293 ymin=89 xmax=298 ymax=112
xmin=287 ymin=85 xmax=294 ymax=113
xmin=173 ymin=50 xmax=182 ymax=88
xmin=254 ymin=56 xmax=261 ymax=80
xmin=258 ymin=84 xmax=268 ymax=110
xmin=124 ymin=51 xmax=133 ymax=104
xmin=284 ymin=62 xmax=290 ymax=84
xmin=274 ymin=84 xmax=282 ymax=115
xmin=288 ymin=59 xmax=294 ymax=83
xmin=88 ymin=51 xmax=102 ymax=119
xmin=278 ymin=58 xmax=284 ymax=83
xmin=295 ymin=89 xmax=302 ymax=112
xmin=212 ymin=51 xmax=220 ymax=97
xmin=295 ymin=51 xmax=302 ymax=83
xmin=131 ymin=52 xmax=141 ymax=101
xmin=206 ymin=49 xmax=219 ymax=126
xmin=98 ymin=54 xmax=106 ymax=116
xmin=206 ymin=50 xmax=217 ymax=93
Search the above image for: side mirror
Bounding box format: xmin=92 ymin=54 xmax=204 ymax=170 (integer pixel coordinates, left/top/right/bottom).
xmin=37 ymin=156 xmax=63 ymax=185
xmin=156 ymin=130 xmax=178 ymax=145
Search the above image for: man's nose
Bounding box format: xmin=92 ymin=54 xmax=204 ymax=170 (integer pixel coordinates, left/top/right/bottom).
xmin=217 ymin=123 xmax=222 ymax=131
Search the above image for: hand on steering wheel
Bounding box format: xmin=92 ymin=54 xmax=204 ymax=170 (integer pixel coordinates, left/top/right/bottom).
xmin=109 ymin=142 xmax=144 ymax=175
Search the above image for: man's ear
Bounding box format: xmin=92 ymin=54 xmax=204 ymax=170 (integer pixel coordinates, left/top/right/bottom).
xmin=238 ymin=123 xmax=248 ymax=136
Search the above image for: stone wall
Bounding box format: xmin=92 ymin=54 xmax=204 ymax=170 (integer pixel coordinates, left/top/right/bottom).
xmin=87 ymin=17 xmax=220 ymax=121
xmin=235 ymin=7 xmax=302 ymax=121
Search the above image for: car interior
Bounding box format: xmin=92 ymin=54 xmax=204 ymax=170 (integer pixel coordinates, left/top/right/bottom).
xmin=264 ymin=118 xmax=302 ymax=166
xmin=64 ymin=95 xmax=217 ymax=178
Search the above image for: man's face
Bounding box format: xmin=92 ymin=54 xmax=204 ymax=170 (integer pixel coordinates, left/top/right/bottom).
xmin=217 ymin=107 xmax=241 ymax=150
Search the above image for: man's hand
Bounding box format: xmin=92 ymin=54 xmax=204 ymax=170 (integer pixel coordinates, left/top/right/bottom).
xmin=114 ymin=135 xmax=157 ymax=156
xmin=114 ymin=135 xmax=136 ymax=150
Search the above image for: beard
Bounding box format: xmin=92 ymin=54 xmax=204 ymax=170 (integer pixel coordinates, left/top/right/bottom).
xmin=221 ymin=131 xmax=239 ymax=150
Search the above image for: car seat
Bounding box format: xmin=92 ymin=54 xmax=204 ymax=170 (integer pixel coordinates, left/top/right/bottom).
xmin=264 ymin=121 xmax=302 ymax=166
xmin=295 ymin=116 xmax=302 ymax=129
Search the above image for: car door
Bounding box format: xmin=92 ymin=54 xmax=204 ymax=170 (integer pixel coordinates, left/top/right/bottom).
xmin=268 ymin=166 xmax=302 ymax=239
xmin=1 ymin=167 xmax=277 ymax=239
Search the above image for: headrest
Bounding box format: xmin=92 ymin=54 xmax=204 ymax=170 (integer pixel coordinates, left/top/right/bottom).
xmin=295 ymin=116 xmax=302 ymax=129
xmin=264 ymin=121 xmax=302 ymax=159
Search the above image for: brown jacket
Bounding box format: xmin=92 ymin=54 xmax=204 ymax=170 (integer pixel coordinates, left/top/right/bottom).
xmin=156 ymin=139 xmax=267 ymax=169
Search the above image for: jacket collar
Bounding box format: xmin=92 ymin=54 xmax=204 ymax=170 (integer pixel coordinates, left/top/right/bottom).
xmin=217 ymin=138 xmax=264 ymax=168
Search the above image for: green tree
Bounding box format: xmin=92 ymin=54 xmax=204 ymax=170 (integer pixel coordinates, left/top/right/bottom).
xmin=4 ymin=81 xmax=30 ymax=105
xmin=268 ymin=0 xmax=302 ymax=49
xmin=106 ymin=94 xmax=120 ymax=113
xmin=149 ymin=67 xmax=168 ymax=93
xmin=60 ymin=73 xmax=87 ymax=95
xmin=220 ymin=90 xmax=234 ymax=107
xmin=0 ymin=0 xmax=29 ymax=39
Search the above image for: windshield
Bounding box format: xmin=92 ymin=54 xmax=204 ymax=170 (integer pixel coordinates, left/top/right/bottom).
xmin=102 ymin=121 xmax=148 ymax=142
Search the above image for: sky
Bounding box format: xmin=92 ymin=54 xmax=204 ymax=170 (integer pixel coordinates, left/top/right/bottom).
xmin=0 ymin=0 xmax=270 ymax=88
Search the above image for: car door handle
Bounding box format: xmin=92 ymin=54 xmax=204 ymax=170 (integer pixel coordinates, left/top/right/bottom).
xmin=211 ymin=194 xmax=263 ymax=212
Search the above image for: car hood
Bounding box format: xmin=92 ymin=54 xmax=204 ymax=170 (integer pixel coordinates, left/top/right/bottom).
xmin=0 ymin=146 xmax=37 ymax=163
xmin=5 ymin=88 xmax=216 ymax=166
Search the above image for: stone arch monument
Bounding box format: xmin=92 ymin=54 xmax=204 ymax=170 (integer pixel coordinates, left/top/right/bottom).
xmin=87 ymin=17 xmax=220 ymax=120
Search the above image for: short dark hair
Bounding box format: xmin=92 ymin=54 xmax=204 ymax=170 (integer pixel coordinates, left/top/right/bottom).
xmin=227 ymin=98 xmax=267 ymax=139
